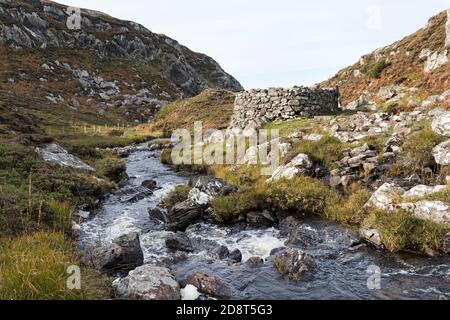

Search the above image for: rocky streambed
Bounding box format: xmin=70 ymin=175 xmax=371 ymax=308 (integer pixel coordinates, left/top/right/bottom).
xmin=76 ymin=143 xmax=450 ymax=300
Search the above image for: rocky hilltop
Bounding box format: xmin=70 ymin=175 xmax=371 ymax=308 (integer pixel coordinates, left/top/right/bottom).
xmin=0 ymin=0 xmax=242 ymax=126
xmin=321 ymin=10 xmax=449 ymax=110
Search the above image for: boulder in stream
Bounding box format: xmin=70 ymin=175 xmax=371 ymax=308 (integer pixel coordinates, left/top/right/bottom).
xmin=165 ymin=200 xmax=203 ymax=231
xmin=113 ymin=265 xmax=181 ymax=300
xmin=94 ymin=232 xmax=144 ymax=275
xmin=185 ymin=272 xmax=232 ymax=299
xmin=212 ymin=245 xmax=230 ymax=260
xmin=141 ymin=179 xmax=158 ymax=190
xmin=166 ymin=232 xmax=194 ymax=253
xmin=273 ymin=248 xmax=316 ymax=280
xmin=229 ymin=249 xmax=243 ymax=264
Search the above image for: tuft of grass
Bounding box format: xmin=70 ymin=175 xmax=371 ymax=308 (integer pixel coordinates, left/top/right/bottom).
xmin=0 ymin=232 xmax=111 ymax=300
xmin=325 ymin=185 xmax=371 ymax=225
xmin=364 ymin=209 xmax=449 ymax=253
xmin=210 ymin=187 xmax=266 ymax=223
xmin=93 ymin=153 xmax=127 ymax=183
xmin=48 ymin=199 xmax=74 ymax=234
xmin=266 ymin=176 xmax=339 ymax=217
xmin=290 ymin=135 xmax=347 ymax=170
xmin=160 ymin=185 xmax=191 ymax=209
xmin=209 ymin=164 xmax=265 ymax=187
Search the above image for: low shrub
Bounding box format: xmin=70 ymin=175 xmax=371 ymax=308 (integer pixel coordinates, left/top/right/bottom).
xmin=370 ymin=59 xmax=391 ymax=78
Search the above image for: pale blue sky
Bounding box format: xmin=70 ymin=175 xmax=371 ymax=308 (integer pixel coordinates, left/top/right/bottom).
xmin=63 ymin=0 xmax=450 ymax=89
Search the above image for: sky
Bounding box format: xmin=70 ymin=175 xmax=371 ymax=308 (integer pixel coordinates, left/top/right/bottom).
xmin=62 ymin=0 xmax=450 ymax=90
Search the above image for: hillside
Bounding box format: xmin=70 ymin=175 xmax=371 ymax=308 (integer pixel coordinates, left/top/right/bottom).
xmin=0 ymin=0 xmax=243 ymax=133
xmin=321 ymin=10 xmax=450 ymax=110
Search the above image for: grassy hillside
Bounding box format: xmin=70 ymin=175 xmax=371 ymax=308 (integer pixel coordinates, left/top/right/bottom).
xmin=138 ymin=89 xmax=236 ymax=135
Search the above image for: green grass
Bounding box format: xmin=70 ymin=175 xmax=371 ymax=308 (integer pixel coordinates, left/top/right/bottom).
xmin=210 ymin=187 xmax=266 ymax=223
xmin=364 ymin=209 xmax=449 ymax=253
xmin=324 ymin=185 xmax=371 ymax=225
xmin=370 ymin=59 xmax=391 ymax=78
xmin=0 ymin=232 xmax=111 ymax=300
xmin=147 ymin=89 xmax=236 ymax=135
xmin=289 ymin=135 xmax=347 ymax=170
xmin=266 ymin=176 xmax=338 ymax=217
xmin=389 ymin=122 xmax=447 ymax=183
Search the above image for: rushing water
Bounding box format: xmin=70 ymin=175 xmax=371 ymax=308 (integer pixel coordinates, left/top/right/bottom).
xmin=77 ymin=143 xmax=450 ymax=300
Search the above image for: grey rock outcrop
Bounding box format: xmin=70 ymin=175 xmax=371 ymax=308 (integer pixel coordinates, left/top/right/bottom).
xmin=188 ymin=176 xmax=237 ymax=206
xmin=0 ymin=1 xmax=242 ymax=96
xmin=433 ymin=140 xmax=450 ymax=165
xmin=432 ymin=111 xmax=450 ymax=137
xmin=36 ymin=143 xmax=95 ymax=172
xmin=364 ymin=183 xmax=405 ymax=211
xmin=266 ymin=153 xmax=313 ymax=183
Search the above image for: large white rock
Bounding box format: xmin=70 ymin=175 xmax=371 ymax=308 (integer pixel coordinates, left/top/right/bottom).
xmin=365 ymin=183 xmax=405 ymax=211
xmin=36 ymin=143 xmax=95 ymax=172
xmin=359 ymin=227 xmax=383 ymax=248
xmin=266 ymin=153 xmax=312 ymax=183
xmin=402 ymin=185 xmax=447 ymax=198
xmin=112 ymin=265 xmax=181 ymax=300
xmin=399 ymin=201 xmax=450 ymax=226
xmin=432 ymin=112 xmax=450 ymax=136
xmin=432 ymin=139 xmax=450 ymax=165
xmin=424 ymin=51 xmax=448 ymax=73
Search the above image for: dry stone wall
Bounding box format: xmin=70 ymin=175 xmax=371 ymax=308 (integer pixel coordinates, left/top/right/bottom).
xmin=230 ymin=86 xmax=340 ymax=129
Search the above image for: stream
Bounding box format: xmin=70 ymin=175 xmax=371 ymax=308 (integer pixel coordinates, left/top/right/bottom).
xmin=76 ymin=143 xmax=450 ymax=300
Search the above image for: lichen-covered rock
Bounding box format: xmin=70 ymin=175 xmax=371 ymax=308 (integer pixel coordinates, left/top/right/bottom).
xmin=359 ymin=227 xmax=383 ymax=248
xmin=402 ymin=185 xmax=447 ymax=199
xmin=188 ymin=176 xmax=237 ymax=206
xmin=113 ymin=265 xmax=181 ymax=300
xmin=36 ymin=143 xmax=95 ymax=172
xmin=433 ymin=139 xmax=450 ymax=165
xmin=266 ymin=153 xmax=313 ymax=183
xmin=432 ymin=112 xmax=450 ymax=137
xmin=365 ymin=183 xmax=405 ymax=211
xmin=273 ymin=248 xmax=316 ymax=279
xmin=399 ymin=201 xmax=450 ymax=226
xmin=424 ymin=51 xmax=448 ymax=73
